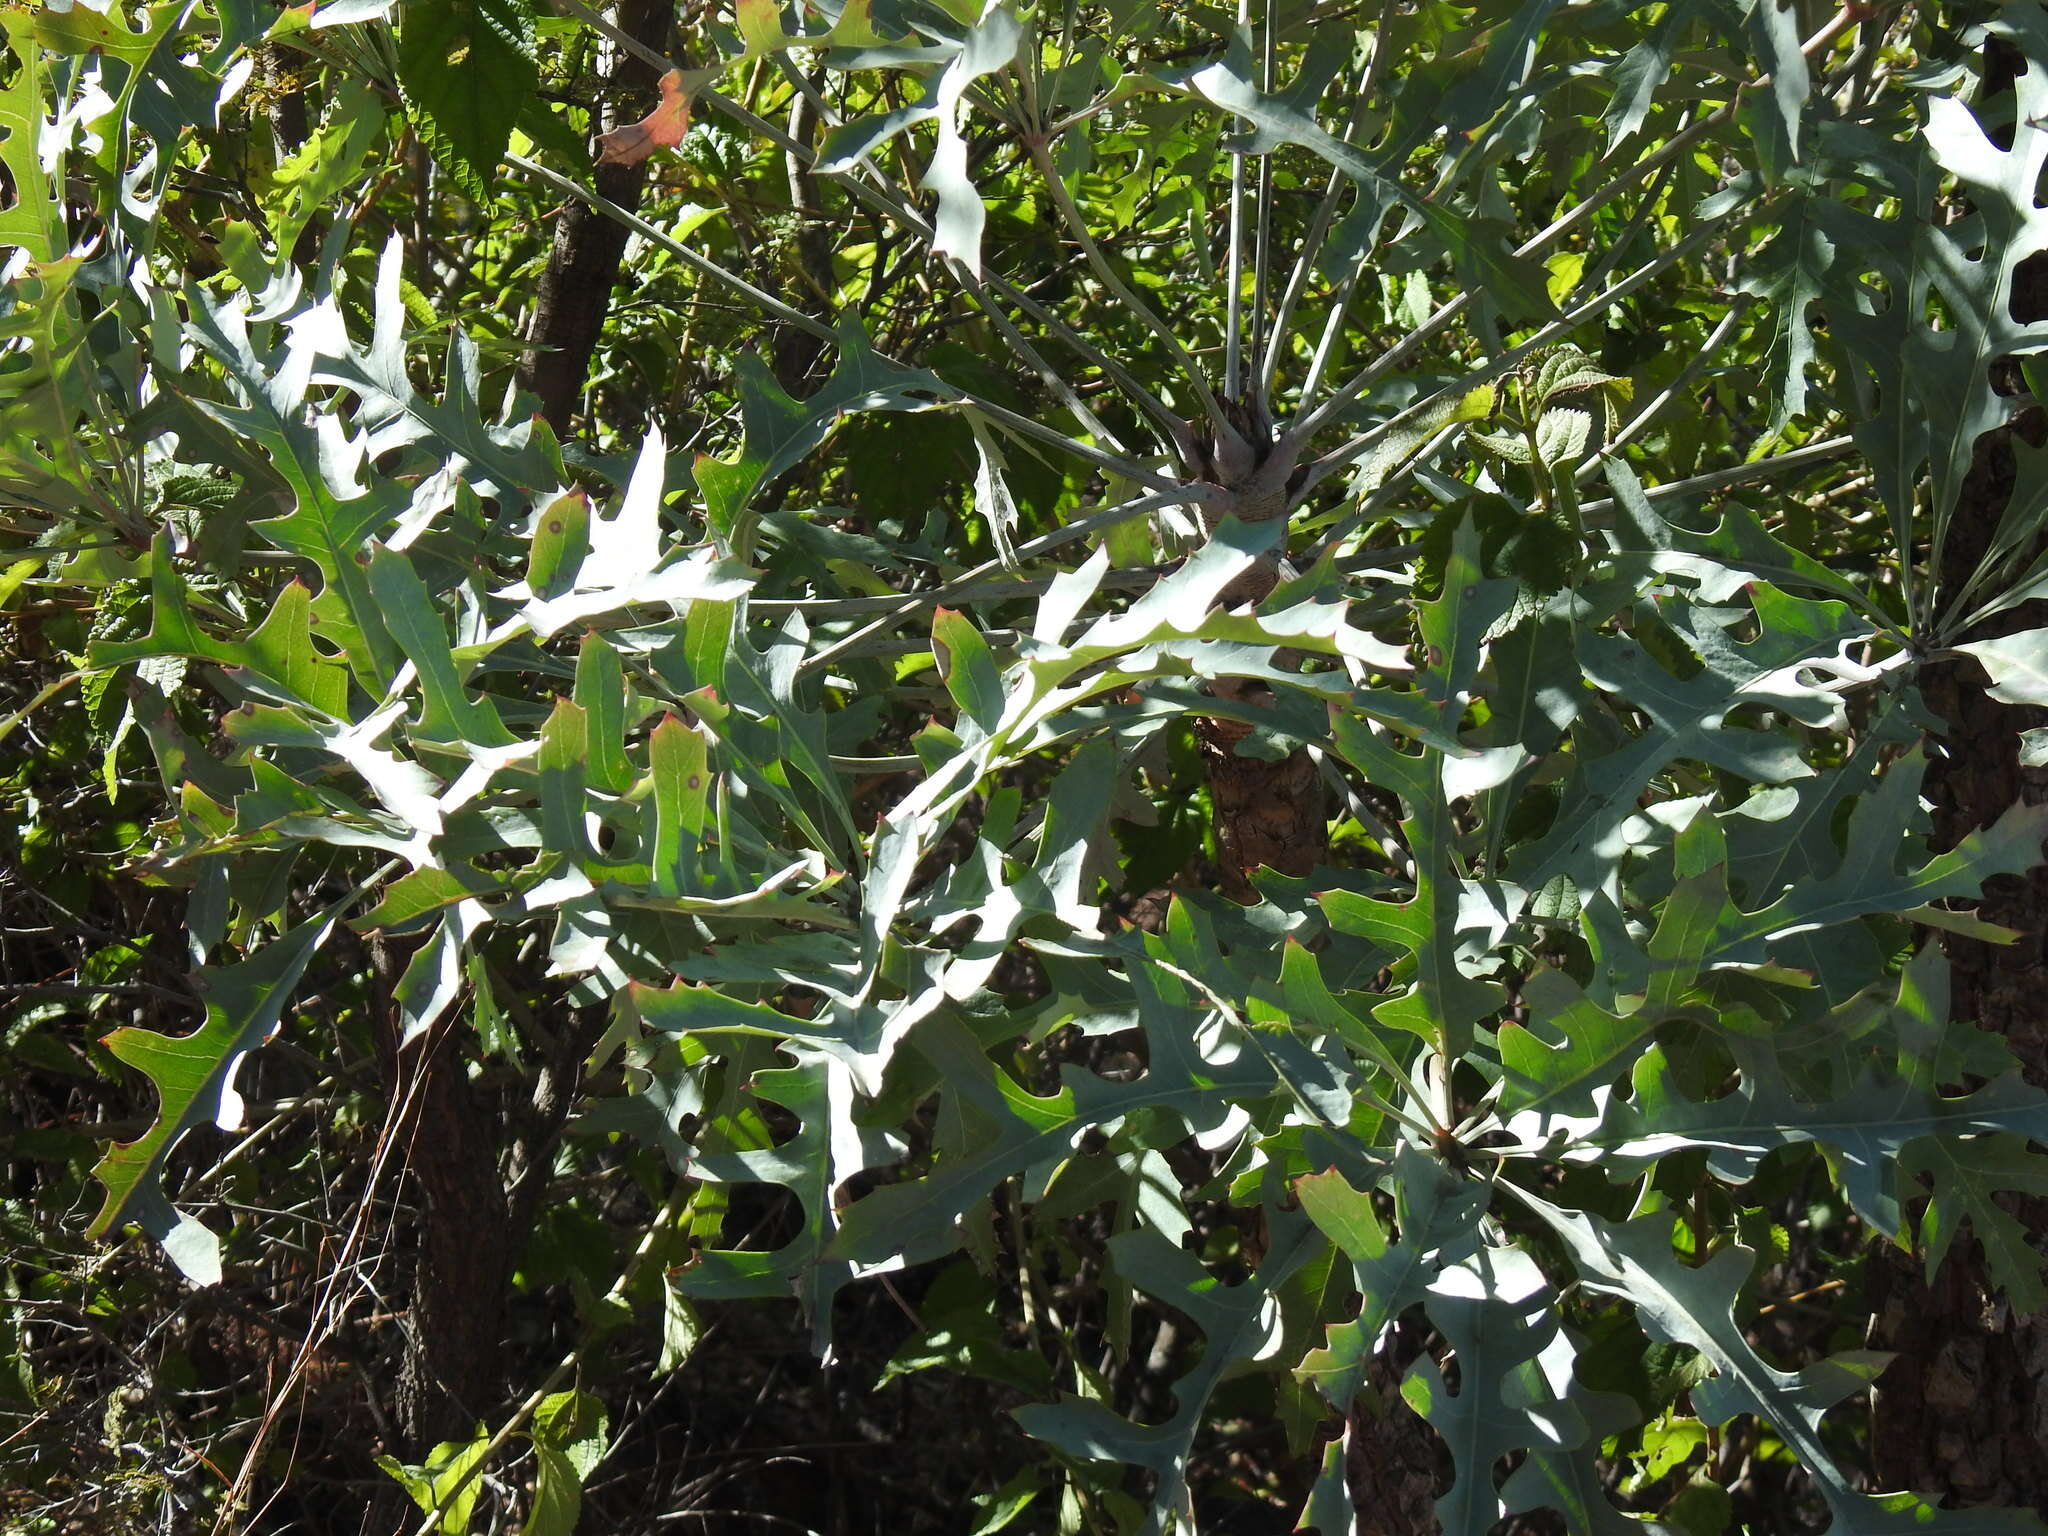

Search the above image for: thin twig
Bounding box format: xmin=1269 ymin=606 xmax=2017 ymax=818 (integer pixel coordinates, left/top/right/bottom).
xmin=1582 ymin=298 xmax=1752 ymax=473
xmin=1026 ymin=135 xmax=1229 ymax=435
xmin=1298 ymin=6 xmax=1860 ymax=432
xmin=1576 ymin=436 xmax=1856 ymax=522
xmin=504 ymin=155 xmax=1174 ymax=492
xmin=1296 ymin=211 xmax=1761 ymax=490
xmin=795 ymin=487 xmax=1209 ymax=680
xmin=550 ymin=0 xmax=1188 ymax=443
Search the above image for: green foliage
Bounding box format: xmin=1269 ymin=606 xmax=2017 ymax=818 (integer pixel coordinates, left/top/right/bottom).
xmin=10 ymin=0 xmax=2048 ymax=1532
xmin=398 ymin=0 xmax=541 ymax=201
xmin=377 ymin=1427 xmax=495 ymax=1533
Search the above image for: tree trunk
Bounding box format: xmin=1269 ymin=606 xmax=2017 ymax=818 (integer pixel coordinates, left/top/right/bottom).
xmin=1198 ymin=542 xmax=1421 ymax=1532
xmin=1201 ymin=561 xmax=1328 ymax=901
xmin=1867 ymin=36 xmax=2048 ymax=1512
xmin=1867 ymin=395 xmax=2048 ymax=1509
xmin=362 ymin=939 xmax=515 ymax=1454
xmin=391 ymin=1027 xmax=516 ymax=1448
xmin=1344 ymin=1351 xmax=1446 ymax=1536
xmin=1200 ymin=706 xmax=1326 ymax=899
xmin=518 ymin=0 xmax=673 ymax=434
xmin=768 ymin=87 xmax=836 ymax=396
xmin=362 ymin=940 xmax=596 ymax=1457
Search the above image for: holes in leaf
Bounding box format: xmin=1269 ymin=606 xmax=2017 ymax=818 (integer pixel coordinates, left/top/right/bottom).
xmin=1851 ymin=270 xmax=1891 ymax=314
xmin=1925 ymin=282 xmax=1959 ymax=336
xmin=2012 ymin=250 xmax=2048 ymax=322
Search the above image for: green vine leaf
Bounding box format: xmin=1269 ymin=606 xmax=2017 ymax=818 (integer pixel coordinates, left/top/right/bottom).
xmin=395 ymin=0 xmax=538 ymax=201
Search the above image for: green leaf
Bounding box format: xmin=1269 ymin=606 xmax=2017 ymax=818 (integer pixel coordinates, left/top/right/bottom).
xmin=1953 ymin=628 xmax=2048 ymax=707
xmin=396 ymin=0 xmax=538 ymax=200
xmin=1524 ymin=1042 xmax=2048 ymax=1256
xmin=87 ymin=913 xmax=339 ymax=1282
xmin=933 ymin=606 xmax=1006 ymax=735
xmin=264 ymin=78 xmax=388 ymax=258
xmin=1294 ymin=1166 xmax=1389 ymax=1262
xmin=391 ymin=907 xmax=482 ymax=1046
xmin=1504 ymin=1395 xmax=1674 ymax=1536
xmin=1713 ymin=780 xmax=2048 ymax=976
xmin=829 ymin=993 xmax=1280 ymax=1270
xmin=376 ymin=1426 xmax=492 ymax=1534
xmin=1014 ymin=1209 xmax=1322 ymax=1536
xmin=673 ymin=1049 xmax=853 ymax=1352
xmin=1499 ymin=969 xmax=1656 ymax=1118
xmin=1507 ymin=1193 xmax=1880 ymax=1523
xmin=1739 ymin=195 xmax=1833 ymax=426
xmin=307 ymin=236 xmax=567 ymax=506
xmin=527 ymin=488 xmax=592 ymax=600
xmin=1297 ymin=1149 xmax=1485 ymax=1412
xmin=1532 ymin=407 xmax=1592 ymax=470
xmin=573 ymin=635 xmax=635 ymax=795
xmin=1406 ymin=1244 xmax=1588 ymax=1533
xmin=1514 ymin=1194 xmax=2048 ymax=1533
xmin=526 ymin=1445 xmax=582 ymax=1536
xmin=519 ymin=430 xmax=753 ymax=638
xmin=1826 ymin=42 xmax=2048 ymax=624
xmin=1514 ymin=574 xmax=1871 ymax=894
xmin=967 ymin=1469 xmax=1045 ymax=1536
xmin=925 ymin=3 xmax=1022 ymax=275
xmin=648 ymin=713 xmax=712 ymax=901
xmin=1179 ymin=47 xmax=1560 ymax=320
xmin=1727 ymin=0 xmax=1809 ymax=182
xmin=695 ymin=321 xmax=954 ymax=551
xmin=1601 ymin=0 xmax=1692 ymax=149
xmin=181 ymin=298 xmax=411 ymax=688
xmin=370 ymin=545 xmax=515 ymax=747
xmin=531 ymin=1389 xmax=608 ymax=1479
xmin=879 ymin=1261 xmax=1052 ymax=1392
xmin=89 ymin=536 xmax=348 ymax=715
xmin=732 ymin=0 xmax=898 ymax=54
xmin=658 ymin=1272 xmax=702 ymax=1372
xmin=0 ymin=21 xmax=64 ymax=265
xmin=1901 ymin=1133 xmax=2048 ymax=1311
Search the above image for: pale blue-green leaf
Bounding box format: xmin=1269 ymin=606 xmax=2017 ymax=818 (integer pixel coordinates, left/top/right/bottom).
xmin=1407 ymin=1245 xmax=1587 ymax=1534
xmin=1015 ymin=1209 xmax=1321 ymax=1536
xmin=88 ymin=913 xmax=340 ymax=1277
xmin=926 ymin=2 xmax=1021 ymax=274
xmin=1954 ymin=628 xmax=2048 ymax=707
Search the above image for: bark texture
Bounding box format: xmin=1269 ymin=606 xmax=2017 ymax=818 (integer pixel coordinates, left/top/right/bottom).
xmin=1344 ymin=1354 xmax=1446 ymax=1536
xmin=517 ymin=0 xmax=673 ymax=433
xmin=1867 ymin=392 xmax=2048 ymax=1509
xmin=768 ymin=88 xmax=836 ymax=396
xmin=392 ymin=1018 xmax=514 ymax=1447
xmin=364 ymin=937 xmax=594 ymax=1457
xmin=1196 ymin=409 xmax=1318 ymax=909
xmin=1200 ymin=701 xmax=1327 ymax=898
xmin=1867 ymin=36 xmax=2048 ymax=1509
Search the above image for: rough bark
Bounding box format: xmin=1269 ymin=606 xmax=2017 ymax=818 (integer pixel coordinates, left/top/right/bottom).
xmin=1867 ymin=395 xmax=2048 ymax=1510
xmin=1200 ymin=702 xmax=1327 ymax=899
xmin=517 ymin=0 xmax=673 ymax=433
xmin=1867 ymin=35 xmax=2048 ymax=1511
xmin=392 ymin=1019 xmax=515 ymax=1448
xmin=1187 ymin=392 xmax=1327 ymax=900
xmin=1344 ymin=1335 xmax=1446 ymax=1536
xmin=362 ymin=938 xmax=515 ymax=1452
xmin=768 ymin=88 xmax=835 ymax=396
xmin=361 ymin=938 xmax=594 ymax=1460
xmin=258 ymin=42 xmax=308 ymax=160
xmin=257 ymin=41 xmax=325 ymax=267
